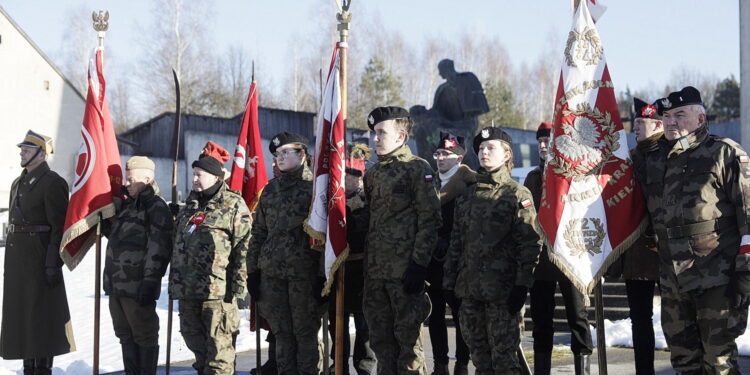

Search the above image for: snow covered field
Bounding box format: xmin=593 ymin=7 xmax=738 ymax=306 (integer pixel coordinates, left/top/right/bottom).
xmin=2 ymin=239 xmax=750 ymax=374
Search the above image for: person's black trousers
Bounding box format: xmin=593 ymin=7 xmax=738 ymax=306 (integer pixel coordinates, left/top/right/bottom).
xmin=530 ymin=278 xmax=593 ymax=356
xmin=426 ymin=260 xmax=470 ymax=366
xmin=625 ymin=280 xmax=656 ymax=375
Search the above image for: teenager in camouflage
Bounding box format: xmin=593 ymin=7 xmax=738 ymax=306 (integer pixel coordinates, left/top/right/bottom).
xmin=444 ymin=127 xmax=541 ymax=375
xmin=170 ymin=142 xmax=251 ymax=375
xmin=362 ymin=106 xmax=442 ymax=375
xmin=248 ymin=132 xmax=326 ymax=375
xmin=103 ymin=156 xmax=173 ymax=375
xmin=644 ymin=86 xmax=750 ymax=373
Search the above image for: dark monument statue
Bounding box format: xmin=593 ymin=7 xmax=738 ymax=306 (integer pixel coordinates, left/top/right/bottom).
xmin=410 ymin=59 xmax=490 ymax=169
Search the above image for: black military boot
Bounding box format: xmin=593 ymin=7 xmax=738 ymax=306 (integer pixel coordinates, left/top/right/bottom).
xmin=22 ymin=359 xmax=35 ymax=375
xmin=453 ymin=362 xmax=468 ymax=375
xmin=533 ymin=351 xmax=552 ymax=375
xmin=33 ymin=357 xmax=53 ymax=375
xmin=139 ymin=345 xmax=159 ymax=375
xmin=430 ymin=362 xmax=449 ymax=375
xmin=573 ymin=354 xmax=590 ymax=375
xmin=122 ymin=343 xmax=140 ymax=375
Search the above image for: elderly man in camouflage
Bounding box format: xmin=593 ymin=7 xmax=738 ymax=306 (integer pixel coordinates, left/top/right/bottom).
xmin=103 ymin=156 xmax=173 ymax=375
xmin=247 ymin=132 xmax=326 ymax=375
xmin=363 ymin=106 xmax=442 ymax=375
xmin=170 ymin=142 xmax=251 ymax=375
xmin=643 ymin=86 xmax=750 ymax=374
xmin=444 ymin=127 xmax=541 ymax=375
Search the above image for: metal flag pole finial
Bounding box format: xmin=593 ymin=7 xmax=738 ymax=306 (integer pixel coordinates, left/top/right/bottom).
xmin=92 ymin=10 xmax=109 ymax=49
xmin=336 ymin=0 xmax=352 ymax=43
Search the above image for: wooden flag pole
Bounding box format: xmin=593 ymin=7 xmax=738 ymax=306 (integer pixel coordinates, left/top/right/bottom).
xmin=595 ymin=278 xmax=608 ymax=375
xmin=94 ymin=213 xmax=103 ymax=375
xmin=335 ymin=3 xmax=351 ymax=375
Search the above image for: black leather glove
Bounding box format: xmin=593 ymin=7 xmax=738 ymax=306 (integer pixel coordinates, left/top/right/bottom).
xmin=433 ymin=237 xmax=450 ymax=261
xmin=402 ymin=261 xmax=428 ymax=294
xmin=168 ymin=202 xmax=181 ymax=217
xmin=314 ymin=276 xmax=329 ymax=304
xmin=135 ymin=280 xmax=159 ymax=306
xmin=45 ymin=267 xmax=63 ymax=288
xmin=248 ymin=272 xmax=261 ymax=301
xmin=729 ymin=271 xmax=750 ymax=309
xmin=506 ymin=285 xmax=529 ymax=314
xmin=444 ymin=289 xmax=460 ymax=309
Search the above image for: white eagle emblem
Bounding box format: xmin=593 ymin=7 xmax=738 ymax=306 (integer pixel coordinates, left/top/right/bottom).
xmin=481 ymin=129 xmax=490 ymax=139
xmin=661 ymin=98 xmax=672 ymax=109
xmin=555 ymin=116 xmax=604 ymax=166
xmin=368 ymin=115 xmax=375 ymax=125
xmin=272 ymin=137 xmax=280 ymax=146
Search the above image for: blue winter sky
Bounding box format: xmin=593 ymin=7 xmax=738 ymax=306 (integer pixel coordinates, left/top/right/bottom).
xmin=2 ymin=0 xmax=741 ymax=92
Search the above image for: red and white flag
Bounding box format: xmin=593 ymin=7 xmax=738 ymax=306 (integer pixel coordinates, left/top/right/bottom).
xmin=538 ymin=2 xmax=646 ymax=295
xmin=229 ymin=82 xmax=268 ymax=212
xmin=572 ymin=0 xmax=607 ymax=23
xmin=60 ymin=48 xmax=122 ymax=270
xmin=305 ymin=42 xmax=348 ymax=295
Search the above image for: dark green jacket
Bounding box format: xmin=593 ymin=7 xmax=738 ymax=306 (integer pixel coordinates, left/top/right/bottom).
xmin=103 ymin=184 xmax=173 ymax=298
xmin=170 ymin=183 xmax=251 ymax=300
xmin=644 ymin=126 xmax=750 ymax=292
xmin=248 ymin=165 xmax=320 ymax=280
xmin=444 ymin=166 xmax=541 ymax=302
xmin=363 ymin=144 xmax=442 ymax=279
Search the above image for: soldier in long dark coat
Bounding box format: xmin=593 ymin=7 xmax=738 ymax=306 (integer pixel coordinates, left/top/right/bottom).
xmin=0 ymin=130 xmax=76 ymax=375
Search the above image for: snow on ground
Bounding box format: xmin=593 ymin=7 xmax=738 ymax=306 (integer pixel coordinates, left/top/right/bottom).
xmin=0 ymin=239 xmax=265 ymax=375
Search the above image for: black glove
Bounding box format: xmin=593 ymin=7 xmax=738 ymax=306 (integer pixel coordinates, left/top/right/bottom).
xmin=45 ymin=267 xmax=63 ymax=287
xmin=168 ymin=202 xmax=181 ymax=217
xmin=729 ymin=271 xmax=750 ymax=309
xmin=314 ymin=276 xmax=329 ymax=304
xmin=135 ymin=280 xmax=159 ymax=306
xmin=248 ymin=272 xmax=261 ymax=301
xmin=401 ymin=261 xmax=428 ymax=294
xmin=433 ymin=237 xmax=450 ymax=261
xmin=506 ymin=285 xmax=529 ymax=314
xmin=444 ymin=289 xmax=460 ymax=309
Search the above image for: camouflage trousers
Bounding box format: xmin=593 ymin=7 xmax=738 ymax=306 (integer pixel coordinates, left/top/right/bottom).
xmin=363 ymin=278 xmax=431 ymax=375
xmin=661 ymin=277 xmax=748 ymax=374
xmin=257 ymin=275 xmax=324 ymax=375
xmin=178 ymin=299 xmax=240 ymax=375
xmin=108 ymin=295 xmax=159 ymax=347
xmin=459 ymin=299 xmax=522 ymax=375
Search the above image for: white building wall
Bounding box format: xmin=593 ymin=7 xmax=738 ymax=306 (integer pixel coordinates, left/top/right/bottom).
xmin=0 ymin=8 xmax=85 ymax=207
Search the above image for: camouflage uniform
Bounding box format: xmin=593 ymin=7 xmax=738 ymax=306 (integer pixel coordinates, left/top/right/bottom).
xmin=170 ymin=182 xmax=251 ymax=375
xmin=444 ymin=166 xmax=541 ymax=375
xmin=248 ymin=164 xmax=324 ymax=375
xmin=362 ymin=144 xmax=441 ymax=375
xmin=103 ymin=184 xmax=172 ymax=347
xmin=643 ymin=126 xmax=750 ymax=373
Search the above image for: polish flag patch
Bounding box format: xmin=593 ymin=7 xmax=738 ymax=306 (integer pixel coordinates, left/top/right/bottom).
xmin=740 ymin=235 xmax=750 ymax=255
xmin=739 ymin=155 xmax=749 ymax=164
xmin=424 ymin=174 xmax=434 ymax=182
xmin=520 ymin=199 xmax=533 ymax=208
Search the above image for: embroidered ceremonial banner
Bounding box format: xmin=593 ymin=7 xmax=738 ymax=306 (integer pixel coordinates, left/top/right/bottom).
xmin=305 ymin=42 xmax=348 ymax=295
xmin=229 ymin=82 xmax=268 ymax=211
xmin=538 ymin=2 xmax=647 ymax=295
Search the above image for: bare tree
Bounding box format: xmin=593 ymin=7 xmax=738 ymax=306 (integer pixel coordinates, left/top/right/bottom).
xmin=55 ymin=5 xmax=95 ymax=94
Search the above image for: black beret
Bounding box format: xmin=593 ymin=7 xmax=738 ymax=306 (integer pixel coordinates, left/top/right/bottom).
xmin=366 ymin=106 xmax=410 ymax=130
xmin=473 ymin=127 xmax=512 ymax=154
xmin=435 ymin=131 xmax=465 ymax=155
xmin=633 ymin=97 xmax=659 ymax=120
xmin=656 ymin=86 xmax=703 ymax=115
xmin=536 ymin=122 xmax=553 ymax=140
xmin=269 ymin=132 xmax=309 ymax=154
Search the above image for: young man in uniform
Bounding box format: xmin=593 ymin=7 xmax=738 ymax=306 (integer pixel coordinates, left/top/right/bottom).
xmin=362 ymin=106 xmax=442 ymax=375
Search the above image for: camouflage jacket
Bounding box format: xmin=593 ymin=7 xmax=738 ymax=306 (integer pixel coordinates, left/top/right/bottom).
xmin=248 ymin=165 xmax=321 ymax=280
xmin=170 ymin=183 xmax=251 ymax=300
xmin=444 ymin=166 xmax=541 ymax=302
xmin=363 ymin=144 xmax=442 ymax=279
xmin=103 ymin=185 xmax=173 ymax=298
xmin=644 ymin=126 xmax=750 ymax=293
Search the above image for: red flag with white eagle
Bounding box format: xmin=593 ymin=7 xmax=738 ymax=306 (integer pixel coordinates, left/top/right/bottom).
xmin=305 ymin=42 xmax=348 ymax=295
xmin=538 ymin=2 xmax=646 ymax=295
xmin=229 ymin=82 xmax=268 ymax=212
xmin=60 ymin=48 xmax=122 ymax=270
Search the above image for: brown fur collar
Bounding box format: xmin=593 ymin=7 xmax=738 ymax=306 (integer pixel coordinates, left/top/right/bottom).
xmin=439 ymin=164 xmax=476 ymax=205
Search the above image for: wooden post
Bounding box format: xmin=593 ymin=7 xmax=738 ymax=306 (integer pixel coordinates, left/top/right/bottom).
xmin=594 ymin=279 xmax=607 ymax=375
xmin=94 ymin=214 xmax=103 ymax=375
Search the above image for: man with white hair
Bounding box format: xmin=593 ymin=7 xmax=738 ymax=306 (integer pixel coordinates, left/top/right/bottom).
xmin=103 ymin=156 xmax=173 ymax=375
xmin=644 ymin=86 xmax=750 ymax=373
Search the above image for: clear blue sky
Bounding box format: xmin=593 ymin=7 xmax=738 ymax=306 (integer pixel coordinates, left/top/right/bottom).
xmin=2 ymin=0 xmax=741 ymax=94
